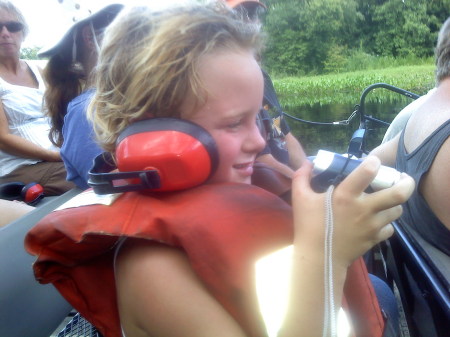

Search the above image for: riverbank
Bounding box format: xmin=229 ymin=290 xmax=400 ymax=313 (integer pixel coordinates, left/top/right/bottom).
xmin=272 ymin=64 xmax=435 ymax=107
xmin=270 ymin=64 xmax=435 ymax=155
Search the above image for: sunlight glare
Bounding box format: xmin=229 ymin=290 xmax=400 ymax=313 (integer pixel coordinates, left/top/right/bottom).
xmin=255 ymin=245 xmax=351 ymax=337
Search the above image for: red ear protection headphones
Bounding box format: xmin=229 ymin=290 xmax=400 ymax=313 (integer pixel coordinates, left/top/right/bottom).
xmin=0 ymin=181 xmax=45 ymax=206
xmin=88 ymin=118 xmax=219 ymax=194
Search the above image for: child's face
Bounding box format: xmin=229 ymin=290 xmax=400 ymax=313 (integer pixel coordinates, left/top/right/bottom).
xmin=182 ymin=50 xmax=266 ymax=184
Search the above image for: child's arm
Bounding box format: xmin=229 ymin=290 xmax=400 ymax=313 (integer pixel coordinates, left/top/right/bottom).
xmin=280 ymin=157 xmax=414 ymax=336
xmin=116 ymin=240 xmax=248 ymax=337
xmin=116 ymin=157 xmax=414 ymax=337
xmin=0 ymin=104 xmax=61 ymax=161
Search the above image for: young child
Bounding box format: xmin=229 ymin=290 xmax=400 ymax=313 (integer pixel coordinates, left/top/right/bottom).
xmin=26 ymin=2 xmax=414 ymax=337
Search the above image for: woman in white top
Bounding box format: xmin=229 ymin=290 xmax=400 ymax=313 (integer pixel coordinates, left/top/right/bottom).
xmin=0 ymin=0 xmax=74 ymax=196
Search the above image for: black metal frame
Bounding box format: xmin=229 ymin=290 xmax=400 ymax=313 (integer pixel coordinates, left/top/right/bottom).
xmin=381 ymin=222 xmax=450 ymax=337
xmin=355 ymin=83 xmax=420 ymax=129
xmin=347 ymin=82 xmax=420 ymax=157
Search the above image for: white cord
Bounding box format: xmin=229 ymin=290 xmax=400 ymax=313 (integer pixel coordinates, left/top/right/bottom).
xmin=323 ymin=185 xmax=337 ymax=337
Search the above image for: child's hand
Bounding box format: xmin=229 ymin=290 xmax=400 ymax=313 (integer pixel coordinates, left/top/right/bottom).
xmin=291 ymin=156 xmax=414 ymax=268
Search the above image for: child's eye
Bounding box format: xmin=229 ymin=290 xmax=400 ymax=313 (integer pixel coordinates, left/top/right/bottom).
xmin=227 ymin=120 xmax=242 ymax=129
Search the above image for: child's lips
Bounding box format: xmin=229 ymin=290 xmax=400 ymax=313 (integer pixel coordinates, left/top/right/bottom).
xmin=233 ymin=162 xmax=254 ymax=176
xmin=234 ymin=161 xmax=253 ymax=169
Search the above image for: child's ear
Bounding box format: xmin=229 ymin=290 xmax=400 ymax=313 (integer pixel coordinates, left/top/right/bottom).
xmin=81 ymin=25 xmax=95 ymax=51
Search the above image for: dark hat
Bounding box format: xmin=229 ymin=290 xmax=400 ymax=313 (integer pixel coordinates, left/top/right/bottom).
xmin=38 ymin=3 xmax=124 ymax=58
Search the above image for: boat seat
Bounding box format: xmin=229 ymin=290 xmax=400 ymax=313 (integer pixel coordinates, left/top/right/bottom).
xmin=383 ymin=220 xmax=450 ymax=337
xmin=0 ymin=188 xmax=82 ymax=337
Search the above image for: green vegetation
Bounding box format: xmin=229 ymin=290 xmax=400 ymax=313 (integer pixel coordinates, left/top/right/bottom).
xmin=272 ymin=64 xmax=435 ymax=107
xmin=326 ymin=50 xmax=434 ymax=74
xmin=268 ymin=62 xmax=437 ymax=155
xmin=262 ymin=0 xmax=449 ymax=76
xmin=20 ymin=46 xmax=40 ymax=60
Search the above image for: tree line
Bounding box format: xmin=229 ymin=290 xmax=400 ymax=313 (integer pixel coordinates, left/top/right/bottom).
xmin=22 ymin=0 xmax=449 ymax=75
xmin=262 ymin=0 xmax=450 ymax=75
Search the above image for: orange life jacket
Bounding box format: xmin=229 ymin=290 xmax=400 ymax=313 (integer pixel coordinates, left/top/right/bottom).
xmin=25 ymin=181 xmax=384 ymax=337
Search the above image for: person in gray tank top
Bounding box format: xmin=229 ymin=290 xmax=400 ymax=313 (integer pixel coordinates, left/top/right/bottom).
xmin=371 ymin=16 xmax=450 ymax=255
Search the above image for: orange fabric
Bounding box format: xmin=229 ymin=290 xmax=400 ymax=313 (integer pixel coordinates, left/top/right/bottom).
xmin=26 ymin=183 xmax=292 ymax=337
xmin=345 ymin=257 xmax=385 ymax=336
xmin=25 ymin=181 xmax=384 ymax=337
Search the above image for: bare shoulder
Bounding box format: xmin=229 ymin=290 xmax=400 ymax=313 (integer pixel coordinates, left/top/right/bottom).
xmin=370 ymin=133 xmax=400 ymax=167
xmin=115 ymin=239 xmax=192 ymax=291
xmin=115 ymin=239 xmax=246 ymax=337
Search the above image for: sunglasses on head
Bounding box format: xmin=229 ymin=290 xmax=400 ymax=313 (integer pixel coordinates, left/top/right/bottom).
xmin=0 ymin=21 xmax=24 ymax=33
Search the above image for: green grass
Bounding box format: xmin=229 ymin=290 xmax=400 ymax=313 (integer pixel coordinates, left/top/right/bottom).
xmin=272 ymin=64 xmax=435 ymax=107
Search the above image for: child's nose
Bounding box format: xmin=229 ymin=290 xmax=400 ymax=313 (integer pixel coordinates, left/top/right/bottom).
xmin=246 ymin=122 xmax=266 ymax=153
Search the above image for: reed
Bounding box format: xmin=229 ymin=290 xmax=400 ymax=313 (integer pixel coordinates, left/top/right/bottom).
xmin=273 ymin=65 xmax=435 ymax=107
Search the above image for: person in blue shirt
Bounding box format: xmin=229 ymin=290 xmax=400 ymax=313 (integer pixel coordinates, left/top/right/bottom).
xmin=60 ymin=88 xmax=97 ymax=189
xmin=40 ymin=4 xmax=123 ymax=189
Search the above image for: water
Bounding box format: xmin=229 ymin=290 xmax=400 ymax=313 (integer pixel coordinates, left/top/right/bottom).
xmin=284 ymin=97 xmax=416 ymax=156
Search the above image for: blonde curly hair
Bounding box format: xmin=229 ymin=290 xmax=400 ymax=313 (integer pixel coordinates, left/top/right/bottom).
xmin=88 ymin=0 xmax=263 ymax=154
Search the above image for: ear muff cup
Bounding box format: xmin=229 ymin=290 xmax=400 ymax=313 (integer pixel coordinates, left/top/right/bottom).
xmin=88 ymin=118 xmax=219 ymax=194
xmin=0 ymin=181 xmax=44 ymax=206
xmin=21 ymin=182 xmax=45 ymax=205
